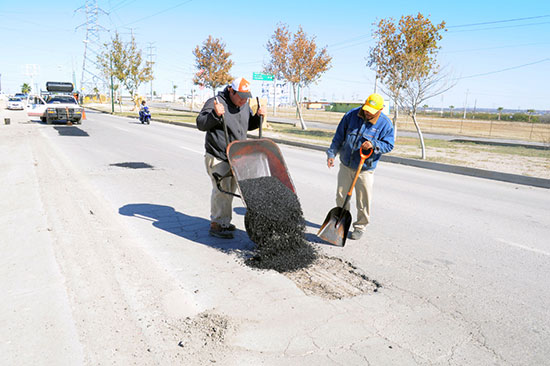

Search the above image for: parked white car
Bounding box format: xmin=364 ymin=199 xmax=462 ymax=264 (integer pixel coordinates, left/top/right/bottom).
xmin=7 ymin=97 xmax=25 ymax=110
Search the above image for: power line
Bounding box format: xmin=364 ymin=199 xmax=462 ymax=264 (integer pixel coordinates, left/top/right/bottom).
xmin=448 ymin=20 xmax=550 ymax=33
xmin=447 ymin=14 xmax=550 ymax=28
xmin=442 ymin=41 xmax=550 ymax=54
xmin=456 ymin=58 xmax=550 ymax=80
xmin=124 ymin=0 xmax=194 ymax=26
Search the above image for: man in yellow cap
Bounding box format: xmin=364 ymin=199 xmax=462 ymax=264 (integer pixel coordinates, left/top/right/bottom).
xmin=326 ymin=93 xmax=394 ymax=240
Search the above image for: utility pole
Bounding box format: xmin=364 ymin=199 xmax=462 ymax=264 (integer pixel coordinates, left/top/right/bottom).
xmin=472 ymin=99 xmax=477 ymax=119
xmin=463 ymin=89 xmax=469 ymax=119
xmin=110 ymin=56 xmax=114 ymax=113
xmin=146 ymin=43 xmax=156 ymax=101
xmin=24 ymin=64 xmax=39 ymax=95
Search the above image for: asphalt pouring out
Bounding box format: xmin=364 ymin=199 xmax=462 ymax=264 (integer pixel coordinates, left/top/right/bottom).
xmin=239 ymin=176 xmax=318 ymax=273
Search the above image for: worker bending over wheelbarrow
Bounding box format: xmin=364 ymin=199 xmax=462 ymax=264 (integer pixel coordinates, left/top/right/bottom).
xmin=196 ymin=77 xmax=267 ymax=239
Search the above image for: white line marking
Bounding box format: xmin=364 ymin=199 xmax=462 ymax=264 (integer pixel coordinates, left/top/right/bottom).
xmin=180 ymin=146 xmax=203 ymax=154
xmin=497 ymin=238 xmax=550 ymax=257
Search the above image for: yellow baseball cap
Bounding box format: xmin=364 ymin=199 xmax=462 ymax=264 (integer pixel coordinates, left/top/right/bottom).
xmin=362 ymin=93 xmax=384 ymax=114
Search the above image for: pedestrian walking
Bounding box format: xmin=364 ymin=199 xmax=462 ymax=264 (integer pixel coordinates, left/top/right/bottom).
xmin=326 ymin=93 xmax=394 ymax=240
xmin=196 ymin=77 xmax=266 ymax=239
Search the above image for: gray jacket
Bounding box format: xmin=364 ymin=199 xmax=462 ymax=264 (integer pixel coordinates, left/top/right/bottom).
xmin=196 ymin=86 xmax=261 ymax=161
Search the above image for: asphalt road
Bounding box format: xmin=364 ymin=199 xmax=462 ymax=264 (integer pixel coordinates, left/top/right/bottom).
xmin=1 ymin=108 xmax=549 ymax=365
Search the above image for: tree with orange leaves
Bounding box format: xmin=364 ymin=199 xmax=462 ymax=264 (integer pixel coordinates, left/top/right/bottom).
xmin=368 ymin=13 xmax=453 ymax=159
xmin=265 ymin=24 xmax=332 ymax=130
xmin=193 ymin=36 xmax=234 ymax=96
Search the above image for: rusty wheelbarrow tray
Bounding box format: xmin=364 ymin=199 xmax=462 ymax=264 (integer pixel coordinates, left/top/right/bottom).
xmin=212 ymin=138 xmax=296 ymax=205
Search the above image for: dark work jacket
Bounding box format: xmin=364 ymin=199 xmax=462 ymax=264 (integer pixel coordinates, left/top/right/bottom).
xmin=196 ymin=86 xmax=261 ymax=161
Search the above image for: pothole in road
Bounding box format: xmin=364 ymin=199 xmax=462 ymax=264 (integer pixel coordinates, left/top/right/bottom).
xmin=284 ymin=255 xmax=381 ymax=299
xmin=110 ymin=162 xmax=154 ymax=169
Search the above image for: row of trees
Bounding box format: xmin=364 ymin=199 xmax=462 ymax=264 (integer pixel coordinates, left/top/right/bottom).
xmin=192 ymin=24 xmax=332 ymax=130
xmin=97 ymin=14 xmax=452 ymax=158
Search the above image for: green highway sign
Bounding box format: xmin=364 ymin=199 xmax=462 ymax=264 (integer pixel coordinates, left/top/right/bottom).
xmin=252 ymin=72 xmax=274 ymax=81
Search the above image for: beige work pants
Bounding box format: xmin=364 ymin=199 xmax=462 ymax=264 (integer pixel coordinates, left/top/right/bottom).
xmin=336 ymin=163 xmax=375 ymax=232
xmin=205 ymin=153 xmax=236 ymax=226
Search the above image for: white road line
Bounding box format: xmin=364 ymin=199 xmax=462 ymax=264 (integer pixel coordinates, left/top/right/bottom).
xmin=497 ymin=238 xmax=550 ymax=257
xmin=180 ymin=146 xmax=203 ymax=154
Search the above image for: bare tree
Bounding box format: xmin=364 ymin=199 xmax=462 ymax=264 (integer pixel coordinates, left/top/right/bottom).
xmin=265 ymin=23 xmax=332 ymax=130
xmin=396 ymin=66 xmax=456 ymax=159
xmin=192 ymin=36 xmax=233 ymax=96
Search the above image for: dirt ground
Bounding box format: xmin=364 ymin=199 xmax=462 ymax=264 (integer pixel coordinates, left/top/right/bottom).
xmin=390 ymin=143 xmax=550 ymax=179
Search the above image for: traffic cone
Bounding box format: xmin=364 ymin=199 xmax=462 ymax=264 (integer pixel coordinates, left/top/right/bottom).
xmin=82 ymin=109 xmax=86 ymax=120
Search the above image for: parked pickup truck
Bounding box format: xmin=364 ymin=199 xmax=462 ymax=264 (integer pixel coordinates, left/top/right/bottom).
xmin=27 ymin=95 xmax=84 ymax=124
xmin=26 ymin=82 xmax=84 ymax=124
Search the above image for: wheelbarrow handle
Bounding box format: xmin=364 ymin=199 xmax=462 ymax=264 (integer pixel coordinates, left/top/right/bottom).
xmin=212 ymin=171 xmax=241 ymax=198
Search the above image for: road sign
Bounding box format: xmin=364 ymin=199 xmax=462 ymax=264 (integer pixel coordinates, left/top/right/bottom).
xmin=252 ymin=72 xmax=274 ymax=81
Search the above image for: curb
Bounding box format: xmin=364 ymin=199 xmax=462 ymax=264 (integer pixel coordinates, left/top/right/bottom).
xmin=84 ymin=106 xmax=550 ymax=189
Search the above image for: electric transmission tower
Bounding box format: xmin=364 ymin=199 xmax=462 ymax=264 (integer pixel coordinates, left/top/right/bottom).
xmin=76 ymin=0 xmax=107 ymax=95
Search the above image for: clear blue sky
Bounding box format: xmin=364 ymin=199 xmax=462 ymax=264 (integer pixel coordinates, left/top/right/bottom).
xmin=1 ymin=0 xmax=549 ymax=111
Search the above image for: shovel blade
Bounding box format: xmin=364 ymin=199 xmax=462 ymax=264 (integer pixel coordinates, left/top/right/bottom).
xmin=317 ymin=207 xmax=352 ymax=247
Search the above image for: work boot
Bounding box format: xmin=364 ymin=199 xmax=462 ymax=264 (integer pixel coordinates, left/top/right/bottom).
xmin=209 ymin=222 xmax=234 ymax=239
xmin=222 ymin=223 xmax=236 ymax=231
xmin=349 ymin=230 xmax=364 ymax=240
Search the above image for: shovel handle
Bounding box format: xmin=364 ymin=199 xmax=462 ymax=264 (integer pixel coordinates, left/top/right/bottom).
xmin=256 ymin=97 xmax=263 ymax=138
xmin=346 ymin=146 xmax=373 ymax=196
xmin=215 ymin=97 xmax=231 ymax=149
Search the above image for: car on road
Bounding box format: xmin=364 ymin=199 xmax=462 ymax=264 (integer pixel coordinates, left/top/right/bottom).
xmin=7 ymin=97 xmax=25 ymax=110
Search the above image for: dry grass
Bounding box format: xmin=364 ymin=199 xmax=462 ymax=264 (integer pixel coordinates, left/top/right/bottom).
xmin=270 ymin=107 xmax=550 ymax=143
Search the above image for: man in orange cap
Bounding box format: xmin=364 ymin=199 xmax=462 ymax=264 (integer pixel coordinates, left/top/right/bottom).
xmin=326 ymin=93 xmax=394 ymax=240
xmin=197 ymin=77 xmax=266 ymax=239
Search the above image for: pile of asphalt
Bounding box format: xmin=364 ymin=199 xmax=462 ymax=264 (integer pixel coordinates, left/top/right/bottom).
xmin=239 ymin=176 xmax=317 ymax=273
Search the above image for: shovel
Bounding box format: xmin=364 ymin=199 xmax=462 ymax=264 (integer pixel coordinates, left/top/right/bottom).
xmin=317 ymin=146 xmax=373 ymax=247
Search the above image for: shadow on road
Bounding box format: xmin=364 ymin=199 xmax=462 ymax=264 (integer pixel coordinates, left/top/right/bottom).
xmin=53 ymin=126 xmax=89 ymax=136
xmin=119 ymin=203 xmax=255 ymax=254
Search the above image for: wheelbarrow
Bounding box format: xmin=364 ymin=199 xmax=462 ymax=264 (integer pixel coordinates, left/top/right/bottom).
xmin=211 ymin=98 xmax=295 ymax=201
xmin=212 ymin=138 xmax=297 ymax=242
xmin=212 ymin=138 xmax=296 ymax=201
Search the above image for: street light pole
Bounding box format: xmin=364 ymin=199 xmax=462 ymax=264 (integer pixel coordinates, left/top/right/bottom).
xmin=110 ymin=56 xmax=114 ymax=114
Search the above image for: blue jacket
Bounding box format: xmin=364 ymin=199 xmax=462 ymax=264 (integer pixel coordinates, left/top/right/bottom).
xmin=327 ymin=107 xmax=394 ymax=171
